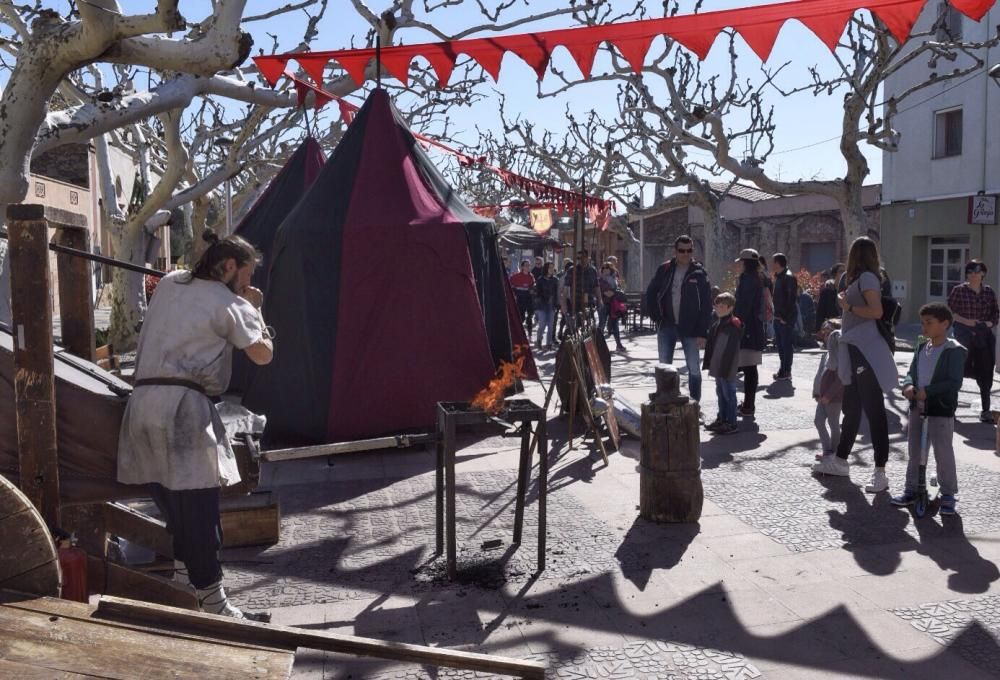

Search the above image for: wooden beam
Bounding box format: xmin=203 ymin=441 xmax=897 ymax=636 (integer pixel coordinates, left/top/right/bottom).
xmin=102 ymin=502 xmax=174 ymax=559
xmin=97 ymin=596 xmax=546 ymax=679
xmin=55 ymin=227 xmax=95 ymax=361
xmin=89 ymin=558 xmax=198 ymax=610
xmin=261 ymin=433 xmax=436 ymax=463
xmin=7 ymin=210 xmax=60 ymax=526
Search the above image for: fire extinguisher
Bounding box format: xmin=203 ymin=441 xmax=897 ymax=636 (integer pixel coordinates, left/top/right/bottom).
xmin=58 ymin=533 xmax=88 ymax=603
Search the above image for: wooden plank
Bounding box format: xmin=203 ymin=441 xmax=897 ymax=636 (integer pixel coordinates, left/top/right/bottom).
xmin=97 ymin=596 xmax=546 ymax=679
xmin=0 ymin=602 xmax=292 ymax=679
xmin=88 ymin=556 xmax=199 ymax=611
xmin=0 ymin=591 xmax=291 ymax=657
xmin=7 ymin=216 xmax=61 ymax=526
xmin=0 ymin=658 xmax=92 ymax=679
xmin=0 ymin=473 xmax=31 ymax=521
xmin=103 ymin=501 xmax=174 ymax=559
xmin=262 ymin=433 xmax=435 ymax=462
xmin=7 ymin=204 xmax=88 ymax=229
xmin=61 ymin=503 xmax=108 ymax=558
xmin=220 ymin=492 xmax=279 ymax=548
xmin=55 ymin=227 xmax=96 ymax=361
xmin=0 ymin=561 xmax=61 ymax=597
xmin=0 ymin=508 xmax=59 ymax=585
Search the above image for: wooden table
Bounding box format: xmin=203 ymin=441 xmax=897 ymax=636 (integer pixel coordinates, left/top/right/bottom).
xmin=0 ymin=591 xmax=294 ymax=679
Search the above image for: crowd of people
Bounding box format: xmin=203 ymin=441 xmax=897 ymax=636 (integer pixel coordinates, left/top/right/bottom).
xmin=511 ymin=234 xmax=997 ymax=517
xmin=506 ymin=249 xmax=627 ymax=352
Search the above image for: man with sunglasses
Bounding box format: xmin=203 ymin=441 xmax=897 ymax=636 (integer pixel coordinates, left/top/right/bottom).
xmin=645 ymin=235 xmax=713 ymax=401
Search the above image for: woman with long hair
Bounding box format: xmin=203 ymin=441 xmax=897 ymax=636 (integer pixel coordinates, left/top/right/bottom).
xmin=813 ymin=237 xmax=898 ymax=492
xmin=734 ymin=249 xmax=767 ymax=418
xmin=599 ymin=263 xmax=626 ymax=352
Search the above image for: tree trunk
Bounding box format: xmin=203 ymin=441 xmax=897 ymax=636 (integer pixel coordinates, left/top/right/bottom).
xmin=108 ymin=218 xmax=146 ymax=352
xmin=840 ymin=177 xmax=867 ymax=247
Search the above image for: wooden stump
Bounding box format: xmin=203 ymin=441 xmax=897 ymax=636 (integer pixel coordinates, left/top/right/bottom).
xmin=0 ymin=474 xmax=61 ymax=596
xmin=639 ymin=401 xmax=703 ymax=523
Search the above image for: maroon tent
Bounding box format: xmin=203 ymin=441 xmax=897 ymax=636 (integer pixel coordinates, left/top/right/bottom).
xmin=243 ymin=89 xmax=535 ymax=445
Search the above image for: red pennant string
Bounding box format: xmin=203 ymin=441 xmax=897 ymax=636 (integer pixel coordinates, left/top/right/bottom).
xmin=381 ymin=52 xmax=413 ymax=86
xmin=255 ymin=0 xmax=996 ymax=89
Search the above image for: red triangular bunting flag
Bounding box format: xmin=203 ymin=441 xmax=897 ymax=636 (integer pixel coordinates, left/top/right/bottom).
xmin=298 ymin=55 xmax=329 ymax=85
xmin=313 ymin=89 xmax=333 ymax=110
xmin=505 ymin=38 xmax=551 ymax=80
xmin=467 ymin=42 xmax=505 ymax=81
xmin=799 ymin=11 xmax=853 ymax=51
xmin=950 ymin=0 xmax=995 ymax=20
xmin=334 ymin=54 xmax=372 ymax=86
xmin=612 ymin=35 xmax=655 ymax=73
xmin=381 ymin=52 xmax=412 ymax=86
xmin=563 ymin=40 xmax=601 ymax=79
xmin=294 ymin=81 xmax=308 ymax=107
xmin=254 ymin=56 xmax=288 ymax=86
xmin=422 ymin=45 xmax=457 ymax=87
xmin=736 ymin=20 xmax=786 ymax=62
xmin=873 ymin=0 xmax=925 ymax=44
xmin=669 ymin=30 xmax=718 ymax=60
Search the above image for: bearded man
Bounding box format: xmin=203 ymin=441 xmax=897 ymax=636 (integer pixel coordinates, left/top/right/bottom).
xmin=117 ymin=230 xmax=273 ymax=621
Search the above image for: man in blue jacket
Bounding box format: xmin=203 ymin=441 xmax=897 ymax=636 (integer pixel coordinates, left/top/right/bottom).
xmin=645 ymin=235 xmax=713 ymax=401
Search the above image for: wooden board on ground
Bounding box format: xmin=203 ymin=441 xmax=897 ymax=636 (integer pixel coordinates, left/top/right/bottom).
xmin=582 ymin=337 xmax=620 ymax=451
xmin=97 ymin=595 xmax=546 ymax=679
xmin=0 ymin=590 xmax=293 ymax=679
xmin=0 ymin=474 xmax=60 ymax=597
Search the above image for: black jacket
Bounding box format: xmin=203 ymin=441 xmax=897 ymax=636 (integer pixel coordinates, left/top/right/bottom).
xmin=734 ymin=272 xmax=767 ymax=351
xmin=773 ymin=268 xmax=799 ymax=324
xmin=815 ymin=281 xmax=840 ymax=331
xmin=645 ymin=258 xmax=712 ymax=338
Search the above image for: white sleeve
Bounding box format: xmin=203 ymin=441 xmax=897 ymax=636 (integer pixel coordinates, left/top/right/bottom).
xmin=220 ymin=297 xmax=264 ymax=350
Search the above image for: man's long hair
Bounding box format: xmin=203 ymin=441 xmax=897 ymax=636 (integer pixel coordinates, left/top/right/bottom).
xmin=190 ymin=229 xmax=260 ymax=282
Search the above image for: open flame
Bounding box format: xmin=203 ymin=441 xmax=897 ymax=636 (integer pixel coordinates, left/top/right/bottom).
xmin=471 ymin=345 xmax=527 ymax=415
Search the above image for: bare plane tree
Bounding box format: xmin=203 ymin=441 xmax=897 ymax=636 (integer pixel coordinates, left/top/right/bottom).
xmin=0 ymin=0 xmax=593 ymax=350
xmin=483 ymin=0 xmax=999 ymax=280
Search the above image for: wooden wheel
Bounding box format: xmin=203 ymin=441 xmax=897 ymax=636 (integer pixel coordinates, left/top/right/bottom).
xmin=0 ymin=474 xmax=60 ymax=596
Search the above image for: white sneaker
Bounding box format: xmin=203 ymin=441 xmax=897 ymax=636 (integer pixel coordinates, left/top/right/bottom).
xmin=865 ymin=469 xmax=888 ymax=493
xmin=812 ymin=456 xmax=850 ymax=477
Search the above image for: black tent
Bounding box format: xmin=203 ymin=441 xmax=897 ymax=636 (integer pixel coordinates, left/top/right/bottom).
xmin=498 ymin=222 xmax=563 ymax=250
xmin=229 ymin=138 xmax=325 ymax=394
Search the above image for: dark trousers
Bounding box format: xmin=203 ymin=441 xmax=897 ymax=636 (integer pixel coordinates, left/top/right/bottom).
xmin=741 ymin=366 xmax=759 ymax=410
xmin=774 ymin=321 xmax=795 ymax=374
xmin=515 ymin=291 xmax=533 ymax=335
xmin=967 ymin=343 xmax=995 ymax=412
xmin=149 ymin=483 xmax=224 ymax=590
xmin=606 ymin=304 xmax=622 ymax=346
xmin=836 ymin=345 xmax=890 ymax=466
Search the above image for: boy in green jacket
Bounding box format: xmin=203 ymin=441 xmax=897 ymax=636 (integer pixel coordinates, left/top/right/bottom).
xmin=892 ymin=303 xmax=967 ymax=515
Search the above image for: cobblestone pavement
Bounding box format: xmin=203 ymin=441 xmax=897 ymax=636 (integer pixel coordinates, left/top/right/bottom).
xmin=236 ymin=332 xmax=1000 ymax=679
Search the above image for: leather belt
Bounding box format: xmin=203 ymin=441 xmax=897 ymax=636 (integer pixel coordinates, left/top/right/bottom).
xmin=133 ymin=378 xmax=206 ymax=394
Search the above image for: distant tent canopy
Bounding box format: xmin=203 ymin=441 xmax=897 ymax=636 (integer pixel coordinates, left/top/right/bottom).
xmin=229 ymin=137 xmax=326 ymax=395
xmin=243 ymin=89 xmax=536 ymax=446
xmin=498 ymin=222 xmax=563 ymax=250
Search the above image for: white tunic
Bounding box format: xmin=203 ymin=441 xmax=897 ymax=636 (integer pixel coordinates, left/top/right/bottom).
xmin=117 ymin=271 xmax=264 ymax=490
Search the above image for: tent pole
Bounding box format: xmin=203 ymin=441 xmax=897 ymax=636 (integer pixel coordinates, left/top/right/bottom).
xmin=375 ymin=34 xmax=382 ymax=89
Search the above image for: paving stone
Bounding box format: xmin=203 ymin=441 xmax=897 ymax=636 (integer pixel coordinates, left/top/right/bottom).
xmin=700 ymin=455 xmax=1000 ymax=555
xmin=892 ymin=593 xmax=1000 ymax=676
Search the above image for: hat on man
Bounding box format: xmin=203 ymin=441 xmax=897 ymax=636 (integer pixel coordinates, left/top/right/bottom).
xmin=735 ymin=248 xmax=760 ymax=262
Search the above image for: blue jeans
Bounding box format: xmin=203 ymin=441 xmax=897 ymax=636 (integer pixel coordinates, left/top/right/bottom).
xmin=774 ymin=320 xmax=794 ymax=374
xmin=656 ymin=324 xmax=702 ymax=402
xmin=535 ymin=308 xmax=555 ymax=346
xmin=716 ymin=378 xmax=738 ymax=425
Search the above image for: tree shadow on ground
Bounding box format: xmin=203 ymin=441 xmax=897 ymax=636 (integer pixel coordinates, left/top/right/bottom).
xmin=614 ymin=517 xmax=699 ymax=591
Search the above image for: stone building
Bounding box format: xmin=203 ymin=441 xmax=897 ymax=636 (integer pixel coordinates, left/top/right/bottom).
xmin=626 ymin=183 xmax=881 ymax=290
